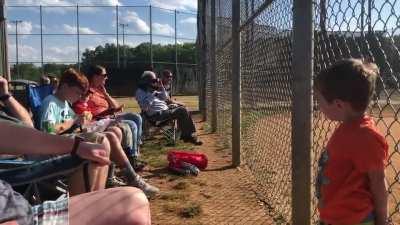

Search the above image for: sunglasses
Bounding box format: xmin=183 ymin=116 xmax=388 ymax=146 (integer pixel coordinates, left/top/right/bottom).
xmin=97 ymin=73 xmax=108 ymax=78
xmin=150 ymin=78 xmax=159 ymax=83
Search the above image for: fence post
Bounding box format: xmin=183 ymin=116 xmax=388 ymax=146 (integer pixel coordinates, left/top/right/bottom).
xmin=232 ymin=0 xmax=241 ymax=167
xmin=76 ymin=5 xmax=80 ymax=71
xmin=40 ymin=5 xmax=43 ymax=75
xmin=149 ymin=6 xmax=153 ymax=68
xmin=210 ymin=0 xmax=217 ymax=132
xmin=116 ymin=5 xmax=120 ymax=68
xmin=292 ymin=0 xmax=313 ymax=224
xmin=0 ymin=0 xmax=9 ymax=80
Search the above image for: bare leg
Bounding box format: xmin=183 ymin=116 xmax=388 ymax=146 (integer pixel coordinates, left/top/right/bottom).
xmin=106 ymin=126 xmax=123 ymax=143
xmin=68 ymin=137 xmax=111 ymax=195
xmin=103 ymin=131 xmax=129 ymax=166
xmin=69 ymin=187 xmax=151 ymax=225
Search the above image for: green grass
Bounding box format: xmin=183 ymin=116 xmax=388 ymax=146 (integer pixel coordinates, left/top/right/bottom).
xmin=115 ymin=95 xmax=199 ymax=114
xmin=180 ymin=202 xmax=202 ymax=218
xmin=140 ymin=137 xmax=196 ymax=168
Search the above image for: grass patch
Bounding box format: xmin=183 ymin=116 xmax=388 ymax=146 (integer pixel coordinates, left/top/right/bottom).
xmin=162 ymin=202 xmax=181 ymax=213
xmin=140 ymin=138 xmax=197 ymax=168
xmin=180 ymin=202 xmax=202 ymax=218
xmin=173 ymin=181 xmax=190 ymax=190
xmin=159 ymin=192 xmax=188 ymax=201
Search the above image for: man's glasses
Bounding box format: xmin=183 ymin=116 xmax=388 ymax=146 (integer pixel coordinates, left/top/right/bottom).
xmin=97 ymin=73 xmax=108 ymax=78
xmin=150 ymin=78 xmax=159 ymax=83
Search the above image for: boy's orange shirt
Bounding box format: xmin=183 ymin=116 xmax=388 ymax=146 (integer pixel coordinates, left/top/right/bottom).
xmin=316 ymin=115 xmax=388 ymax=225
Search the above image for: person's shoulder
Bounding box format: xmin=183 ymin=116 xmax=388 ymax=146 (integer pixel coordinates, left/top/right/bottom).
xmin=41 ymin=94 xmax=57 ymax=106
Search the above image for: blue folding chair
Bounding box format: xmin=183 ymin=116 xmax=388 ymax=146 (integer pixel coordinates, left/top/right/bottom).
xmin=26 ymin=84 xmax=54 ymax=129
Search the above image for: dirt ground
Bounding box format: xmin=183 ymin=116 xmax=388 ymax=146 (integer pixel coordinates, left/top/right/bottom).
xmin=140 ymin=115 xmax=274 ymax=225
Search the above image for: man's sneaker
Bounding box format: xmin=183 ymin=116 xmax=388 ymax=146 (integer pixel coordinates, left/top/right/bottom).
xmin=130 ymin=174 xmax=160 ymax=198
xmin=106 ymin=176 xmax=127 ymax=188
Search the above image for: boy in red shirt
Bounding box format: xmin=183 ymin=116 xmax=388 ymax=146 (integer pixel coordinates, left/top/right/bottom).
xmin=314 ymin=59 xmax=390 ymax=225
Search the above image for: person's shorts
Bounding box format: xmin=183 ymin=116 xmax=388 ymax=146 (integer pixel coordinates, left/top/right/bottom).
xmin=32 ymin=197 xmax=68 ymax=225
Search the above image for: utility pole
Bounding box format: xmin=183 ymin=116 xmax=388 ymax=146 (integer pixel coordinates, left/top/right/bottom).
xmin=119 ymin=23 xmax=128 ymax=68
xmin=10 ymin=20 xmax=22 ymax=78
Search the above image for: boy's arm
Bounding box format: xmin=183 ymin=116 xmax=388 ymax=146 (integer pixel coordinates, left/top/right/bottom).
xmin=368 ymin=169 xmax=388 ymax=225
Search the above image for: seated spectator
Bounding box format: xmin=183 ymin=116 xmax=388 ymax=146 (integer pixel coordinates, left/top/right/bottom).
xmin=40 ymin=75 xmax=51 ymax=86
xmin=84 ymin=65 xmax=143 ymax=165
xmin=160 ymin=69 xmax=186 ymax=106
xmin=0 ymin=75 xmax=108 ymax=194
xmin=0 ymin=121 xmax=151 ymax=225
xmin=73 ymin=92 xmax=146 ymax=171
xmin=39 ymin=68 xmax=159 ymax=197
xmin=47 ymin=75 xmax=59 ymax=91
xmin=135 ymin=71 xmax=202 ymax=145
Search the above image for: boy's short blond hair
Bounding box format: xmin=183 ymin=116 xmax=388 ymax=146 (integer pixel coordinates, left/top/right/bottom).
xmin=314 ymin=58 xmax=379 ymax=112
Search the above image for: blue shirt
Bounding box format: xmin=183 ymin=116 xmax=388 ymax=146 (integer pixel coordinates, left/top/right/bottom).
xmin=135 ymin=88 xmax=169 ymax=116
xmin=39 ymin=95 xmax=75 ymax=130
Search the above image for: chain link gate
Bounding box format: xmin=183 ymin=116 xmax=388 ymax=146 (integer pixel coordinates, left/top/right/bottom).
xmin=202 ymin=0 xmax=400 ymax=224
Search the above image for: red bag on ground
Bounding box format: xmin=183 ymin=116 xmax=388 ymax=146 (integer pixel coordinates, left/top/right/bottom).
xmin=167 ymin=150 xmax=208 ymax=170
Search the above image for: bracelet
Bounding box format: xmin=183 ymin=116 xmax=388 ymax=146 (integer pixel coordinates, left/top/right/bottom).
xmin=71 ymin=136 xmax=84 ymax=155
xmin=0 ymin=94 xmax=11 ymax=102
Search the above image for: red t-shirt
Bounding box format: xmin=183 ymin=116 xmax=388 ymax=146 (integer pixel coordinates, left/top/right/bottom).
xmin=317 ymin=115 xmax=388 ymax=225
xmin=86 ymin=88 xmax=110 ymax=116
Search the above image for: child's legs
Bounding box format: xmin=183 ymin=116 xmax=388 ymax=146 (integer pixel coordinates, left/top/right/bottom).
xmin=105 ymin=126 xmax=123 ymax=143
xmin=103 ymin=131 xmax=130 ymax=167
xmin=69 ymin=187 xmax=151 ymax=225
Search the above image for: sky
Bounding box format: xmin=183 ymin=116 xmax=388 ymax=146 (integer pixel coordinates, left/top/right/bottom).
xmin=6 ymin=0 xmax=198 ymax=64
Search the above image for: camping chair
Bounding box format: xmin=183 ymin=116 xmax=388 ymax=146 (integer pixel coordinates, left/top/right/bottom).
xmin=140 ymin=111 xmax=178 ymax=146
xmin=0 ymin=155 xmax=90 ymax=205
xmin=26 ymin=84 xmax=54 ymax=129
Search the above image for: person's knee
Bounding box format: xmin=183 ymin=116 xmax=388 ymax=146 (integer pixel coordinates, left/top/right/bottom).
xmin=107 ymin=126 xmax=122 ymax=141
xmin=99 ymin=135 xmax=111 ymax=157
xmin=119 ymin=187 xmax=150 ymax=225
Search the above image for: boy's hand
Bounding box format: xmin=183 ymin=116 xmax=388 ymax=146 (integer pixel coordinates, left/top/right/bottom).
xmin=76 ymin=142 xmax=110 ymax=166
xmin=368 ymin=169 xmax=388 ymax=225
xmin=0 ymin=76 xmax=9 ymax=96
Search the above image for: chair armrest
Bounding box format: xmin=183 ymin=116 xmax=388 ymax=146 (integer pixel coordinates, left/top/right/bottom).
xmin=0 ymin=155 xmax=88 ymax=187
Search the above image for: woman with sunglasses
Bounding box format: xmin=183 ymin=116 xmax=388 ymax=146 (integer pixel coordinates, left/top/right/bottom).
xmin=83 ymin=65 xmax=144 ymax=165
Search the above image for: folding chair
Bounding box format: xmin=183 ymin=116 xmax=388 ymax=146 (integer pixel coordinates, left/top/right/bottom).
xmin=26 ymin=84 xmax=54 ymax=129
xmin=141 ymin=111 xmax=178 ymax=146
xmin=0 ymin=155 xmax=90 ymax=205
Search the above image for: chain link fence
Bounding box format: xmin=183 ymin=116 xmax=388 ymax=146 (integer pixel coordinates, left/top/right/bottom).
xmin=6 ymin=4 xmax=198 ymax=96
xmin=201 ymin=0 xmax=400 ymax=223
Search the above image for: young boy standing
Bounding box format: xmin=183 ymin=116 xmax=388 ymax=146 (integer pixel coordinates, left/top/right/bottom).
xmin=315 ymin=59 xmax=390 ymax=225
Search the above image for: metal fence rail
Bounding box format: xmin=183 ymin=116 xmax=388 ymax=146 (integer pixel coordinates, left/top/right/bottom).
xmin=202 ymin=0 xmax=400 ymax=223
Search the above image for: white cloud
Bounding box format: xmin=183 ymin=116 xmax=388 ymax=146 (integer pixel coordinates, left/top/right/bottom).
xmin=7 ymin=21 xmax=33 ymax=34
xmin=150 ymin=0 xmax=197 ymax=11
xmin=62 ymin=24 xmax=98 ymax=34
xmin=180 ymin=17 xmax=196 ymax=24
xmin=152 ymin=23 xmax=174 ymax=36
xmin=120 ymin=11 xmax=150 ymax=34
xmin=8 ymin=43 xmax=40 ymax=61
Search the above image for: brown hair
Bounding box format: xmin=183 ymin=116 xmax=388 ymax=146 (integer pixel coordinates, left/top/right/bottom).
xmin=86 ymin=65 xmax=106 ymax=81
xmin=162 ymin=69 xmax=172 ymax=78
xmin=59 ymin=68 xmax=89 ymax=92
xmin=314 ymin=58 xmax=379 ymax=112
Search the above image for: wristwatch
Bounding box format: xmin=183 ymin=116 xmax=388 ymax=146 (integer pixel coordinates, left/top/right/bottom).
xmin=0 ymin=94 xmax=11 ymax=102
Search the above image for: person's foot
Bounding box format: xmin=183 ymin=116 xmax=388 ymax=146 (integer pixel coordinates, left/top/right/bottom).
xmin=129 ymin=156 xmax=147 ymax=172
xmin=106 ymin=176 xmax=127 ymax=188
xmin=130 ymin=174 xmax=160 ymax=198
xmin=183 ymin=136 xmax=203 ymax=145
